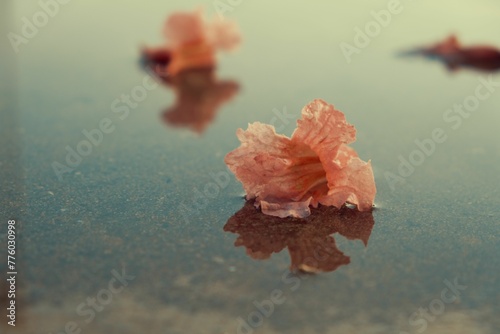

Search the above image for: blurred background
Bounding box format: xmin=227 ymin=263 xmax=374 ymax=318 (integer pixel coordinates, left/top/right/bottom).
xmin=1 ymin=1 xmax=500 ymax=333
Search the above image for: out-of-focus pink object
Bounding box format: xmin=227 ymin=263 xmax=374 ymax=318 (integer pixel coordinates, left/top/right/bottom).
xmin=142 ymin=9 xmax=241 ymax=76
xmin=402 ymin=35 xmax=500 ymax=72
xmin=161 ymin=68 xmax=239 ymax=134
xmin=225 ymin=99 xmax=376 ymax=219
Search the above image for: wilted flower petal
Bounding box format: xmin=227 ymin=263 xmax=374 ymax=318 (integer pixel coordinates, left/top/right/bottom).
xmin=225 ymin=99 xmax=376 ymax=218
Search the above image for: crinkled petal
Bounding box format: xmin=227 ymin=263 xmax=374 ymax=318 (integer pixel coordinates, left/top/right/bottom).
xmin=318 ymin=144 xmax=376 ymax=211
xmin=224 ymin=123 xmax=328 ymax=214
xmin=225 ymin=99 xmax=376 ymax=218
xmin=291 ymin=100 xmax=375 ymax=211
xmin=292 ymin=99 xmax=356 ymax=153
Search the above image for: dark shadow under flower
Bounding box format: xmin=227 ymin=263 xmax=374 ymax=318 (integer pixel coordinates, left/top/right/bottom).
xmin=224 ymin=201 xmax=375 ymax=273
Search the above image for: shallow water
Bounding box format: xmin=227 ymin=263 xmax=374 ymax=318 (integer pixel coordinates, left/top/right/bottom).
xmin=1 ymin=1 xmax=500 ymax=333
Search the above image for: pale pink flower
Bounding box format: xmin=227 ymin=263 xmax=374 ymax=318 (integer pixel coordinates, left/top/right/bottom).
xmin=225 ymin=99 xmax=376 ymax=218
xmin=146 ymin=8 xmax=241 ymax=76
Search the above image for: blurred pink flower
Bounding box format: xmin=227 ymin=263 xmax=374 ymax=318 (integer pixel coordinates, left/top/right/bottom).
xmin=143 ymin=9 xmax=241 ymax=76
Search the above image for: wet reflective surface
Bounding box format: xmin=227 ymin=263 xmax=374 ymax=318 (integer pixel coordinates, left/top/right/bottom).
xmin=1 ymin=1 xmax=500 ymax=333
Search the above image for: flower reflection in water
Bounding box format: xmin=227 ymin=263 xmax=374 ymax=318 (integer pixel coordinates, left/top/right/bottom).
xmin=160 ymin=68 xmax=239 ymax=134
xmin=142 ymin=54 xmax=239 ymax=133
xmin=224 ymin=202 xmax=375 ymax=274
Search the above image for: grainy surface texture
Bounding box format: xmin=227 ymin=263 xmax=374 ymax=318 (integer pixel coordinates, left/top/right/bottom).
xmin=1 ymin=1 xmax=500 ymax=333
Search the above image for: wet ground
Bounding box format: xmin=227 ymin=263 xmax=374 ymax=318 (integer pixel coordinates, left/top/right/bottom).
xmin=1 ymin=1 xmax=500 ymax=333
